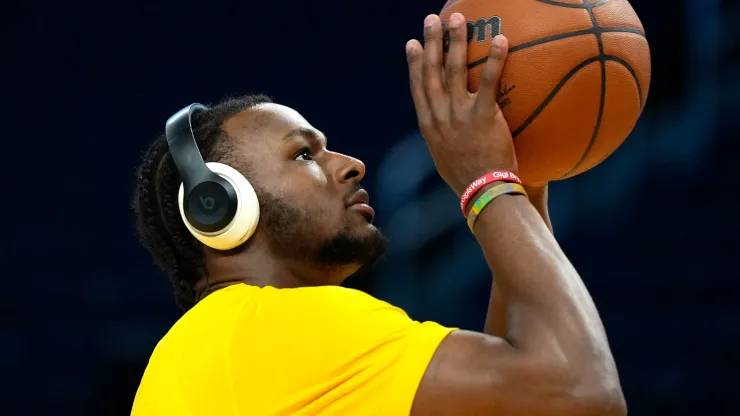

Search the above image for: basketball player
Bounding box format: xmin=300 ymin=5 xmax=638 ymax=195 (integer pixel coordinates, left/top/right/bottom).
xmin=131 ymin=13 xmax=625 ymax=416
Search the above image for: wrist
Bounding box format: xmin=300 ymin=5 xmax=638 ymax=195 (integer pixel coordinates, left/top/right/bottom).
xmin=465 ymin=182 xmax=529 ymax=232
xmin=464 ymin=181 xmax=506 ymax=217
xmin=451 ymin=166 xmax=520 ymax=197
xmin=459 ymin=171 xmax=523 ymax=215
xmin=472 ymin=192 xmax=535 ymax=235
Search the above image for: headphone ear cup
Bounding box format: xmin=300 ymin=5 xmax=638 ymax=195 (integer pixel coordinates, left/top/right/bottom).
xmin=177 ymin=162 xmax=260 ymax=250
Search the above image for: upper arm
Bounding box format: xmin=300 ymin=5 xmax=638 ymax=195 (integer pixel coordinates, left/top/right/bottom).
xmin=411 ymin=330 xmax=621 ymax=416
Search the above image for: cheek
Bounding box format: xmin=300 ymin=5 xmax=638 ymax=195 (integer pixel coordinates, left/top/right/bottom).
xmin=303 ymin=191 xmax=346 ymax=232
xmin=307 ymin=163 xmax=327 ymax=186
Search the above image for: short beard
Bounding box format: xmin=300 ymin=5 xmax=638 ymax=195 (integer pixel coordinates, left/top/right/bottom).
xmin=258 ymin=190 xmax=389 ymax=271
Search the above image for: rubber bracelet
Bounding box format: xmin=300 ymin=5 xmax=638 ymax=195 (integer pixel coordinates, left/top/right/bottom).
xmin=460 ymin=171 xmax=522 ymax=215
xmin=466 ymin=183 xmax=528 ymax=233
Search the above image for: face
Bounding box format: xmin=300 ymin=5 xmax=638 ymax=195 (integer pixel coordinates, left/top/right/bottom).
xmin=222 ymin=103 xmax=388 ymax=278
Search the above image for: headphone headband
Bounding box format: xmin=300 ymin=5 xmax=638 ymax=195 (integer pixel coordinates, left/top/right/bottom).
xmin=165 ymin=103 xmax=213 ymax=194
xmin=165 ymin=103 xmax=239 ymax=234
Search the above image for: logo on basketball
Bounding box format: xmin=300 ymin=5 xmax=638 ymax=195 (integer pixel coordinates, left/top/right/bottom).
xmin=443 ymin=16 xmax=502 ymax=52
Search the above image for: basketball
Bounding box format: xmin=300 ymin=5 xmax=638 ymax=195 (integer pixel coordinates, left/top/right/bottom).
xmin=440 ymin=0 xmax=651 ymax=185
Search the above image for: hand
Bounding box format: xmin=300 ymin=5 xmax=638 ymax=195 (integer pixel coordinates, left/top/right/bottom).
xmin=406 ymin=13 xmax=517 ymax=197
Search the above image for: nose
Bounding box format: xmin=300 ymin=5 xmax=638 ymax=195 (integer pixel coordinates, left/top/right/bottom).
xmin=334 ymin=153 xmax=366 ymax=184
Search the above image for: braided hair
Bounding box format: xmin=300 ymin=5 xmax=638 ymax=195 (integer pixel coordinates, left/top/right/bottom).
xmin=133 ymin=94 xmax=272 ymax=311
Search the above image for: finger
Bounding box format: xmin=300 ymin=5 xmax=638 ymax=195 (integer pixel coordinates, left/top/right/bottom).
xmin=406 ymin=39 xmax=432 ymax=124
xmin=476 ymin=34 xmax=509 ymax=110
xmin=422 ymin=14 xmax=449 ymax=117
xmin=444 ymin=13 xmax=470 ymax=102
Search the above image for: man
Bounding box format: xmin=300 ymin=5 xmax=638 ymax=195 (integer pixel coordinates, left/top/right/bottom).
xmin=131 ymin=13 xmax=625 ymax=416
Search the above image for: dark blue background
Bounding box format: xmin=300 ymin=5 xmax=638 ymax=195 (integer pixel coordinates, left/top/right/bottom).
xmin=4 ymin=0 xmax=739 ymax=414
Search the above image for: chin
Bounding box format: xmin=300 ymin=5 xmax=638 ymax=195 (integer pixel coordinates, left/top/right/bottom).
xmin=318 ymin=216 xmax=389 ymax=271
xmin=346 ymin=211 xmax=377 ymax=229
xmin=348 ymin=221 xmax=380 ymax=238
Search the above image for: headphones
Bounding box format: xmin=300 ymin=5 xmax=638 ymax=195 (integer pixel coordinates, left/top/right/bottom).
xmin=165 ymin=103 xmax=260 ymax=250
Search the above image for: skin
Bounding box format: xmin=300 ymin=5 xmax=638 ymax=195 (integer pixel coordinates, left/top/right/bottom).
xmin=191 ymin=12 xmax=625 ymax=416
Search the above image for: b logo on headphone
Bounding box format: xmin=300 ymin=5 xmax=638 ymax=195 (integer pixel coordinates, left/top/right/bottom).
xmin=200 ymin=196 xmax=215 ymax=211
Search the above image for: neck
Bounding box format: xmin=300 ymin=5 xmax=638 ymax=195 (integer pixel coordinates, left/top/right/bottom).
xmin=195 ymin=241 xmax=359 ymax=302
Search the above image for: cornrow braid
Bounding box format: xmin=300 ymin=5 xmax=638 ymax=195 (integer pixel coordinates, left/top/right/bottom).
xmin=133 ymin=94 xmax=272 ymax=310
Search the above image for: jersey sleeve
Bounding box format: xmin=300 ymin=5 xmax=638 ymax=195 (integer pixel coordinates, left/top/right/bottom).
xmin=229 ymin=286 xmax=457 ymax=416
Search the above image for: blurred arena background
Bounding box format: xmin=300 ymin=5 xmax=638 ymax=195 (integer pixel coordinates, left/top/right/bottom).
xmin=3 ymin=0 xmax=739 ymax=414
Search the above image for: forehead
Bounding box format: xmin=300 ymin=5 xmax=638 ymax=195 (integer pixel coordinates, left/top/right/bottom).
xmin=221 ymin=103 xmax=314 ymax=145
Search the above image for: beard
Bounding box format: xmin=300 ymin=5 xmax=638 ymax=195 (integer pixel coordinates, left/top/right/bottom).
xmin=256 ymin=189 xmax=389 ymax=273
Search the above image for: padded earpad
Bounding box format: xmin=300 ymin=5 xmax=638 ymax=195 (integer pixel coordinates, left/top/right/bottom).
xmin=177 ymin=162 xmax=260 ymax=250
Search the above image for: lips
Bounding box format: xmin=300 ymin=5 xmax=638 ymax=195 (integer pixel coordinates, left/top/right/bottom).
xmin=346 ymin=189 xmax=370 ymax=207
xmin=346 ymin=189 xmax=375 ymax=222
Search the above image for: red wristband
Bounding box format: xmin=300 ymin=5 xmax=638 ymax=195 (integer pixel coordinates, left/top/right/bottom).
xmin=460 ymin=171 xmax=522 ymax=215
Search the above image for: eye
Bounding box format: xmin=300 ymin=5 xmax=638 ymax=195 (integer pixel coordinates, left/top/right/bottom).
xmin=293 ymin=147 xmax=313 ymax=161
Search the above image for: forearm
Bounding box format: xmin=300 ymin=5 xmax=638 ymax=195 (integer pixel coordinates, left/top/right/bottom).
xmin=484 ymin=185 xmax=552 ymax=337
xmin=474 ymin=188 xmax=618 ymax=389
xmin=523 ymin=185 xmax=553 ymax=233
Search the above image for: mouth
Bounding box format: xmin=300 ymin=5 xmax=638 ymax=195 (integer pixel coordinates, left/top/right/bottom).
xmin=349 ymin=203 xmax=375 ymax=222
xmin=346 ymin=189 xmax=375 ymax=223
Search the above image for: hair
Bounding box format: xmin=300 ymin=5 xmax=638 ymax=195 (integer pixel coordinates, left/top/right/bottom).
xmin=133 ymin=94 xmax=273 ymax=311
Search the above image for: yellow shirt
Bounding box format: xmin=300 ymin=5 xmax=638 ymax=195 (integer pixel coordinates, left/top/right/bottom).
xmin=132 ymin=284 xmax=455 ymax=416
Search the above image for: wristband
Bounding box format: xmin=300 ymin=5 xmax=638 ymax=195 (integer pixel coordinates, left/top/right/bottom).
xmin=466 ymin=182 xmax=528 ymax=233
xmin=460 ymin=171 xmax=522 ymax=215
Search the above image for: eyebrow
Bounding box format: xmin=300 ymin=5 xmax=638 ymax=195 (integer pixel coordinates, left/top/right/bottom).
xmin=282 ymin=127 xmax=328 ymax=146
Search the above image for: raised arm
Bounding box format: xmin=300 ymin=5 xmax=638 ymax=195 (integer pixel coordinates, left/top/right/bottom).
xmin=405 ymin=13 xmax=625 ymax=416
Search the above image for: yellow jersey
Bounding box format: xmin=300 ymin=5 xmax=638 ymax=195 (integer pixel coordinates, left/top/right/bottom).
xmin=131 ymin=284 xmax=455 ymax=415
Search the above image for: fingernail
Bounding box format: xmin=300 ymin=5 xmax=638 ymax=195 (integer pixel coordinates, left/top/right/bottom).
xmin=449 ymin=14 xmax=460 ymax=29
xmin=424 ymin=15 xmax=435 ymax=28
xmin=493 ymin=35 xmax=506 ymax=48
xmin=406 ymin=40 xmax=415 ymax=53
